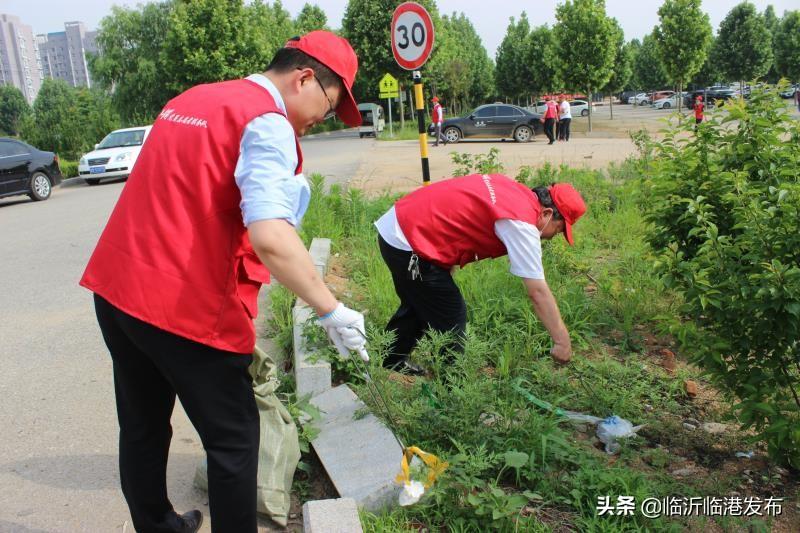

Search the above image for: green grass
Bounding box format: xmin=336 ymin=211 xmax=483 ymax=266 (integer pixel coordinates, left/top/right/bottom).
xmin=272 ymin=162 xmax=796 ymax=531
xmin=378 ymin=121 xmax=431 ymax=141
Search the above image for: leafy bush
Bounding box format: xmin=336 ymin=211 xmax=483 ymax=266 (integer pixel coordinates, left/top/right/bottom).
xmin=450 ymin=147 xmax=504 ymax=175
xmin=59 ymin=160 xmax=78 ymax=178
xmin=642 ymin=85 xmax=800 ymax=468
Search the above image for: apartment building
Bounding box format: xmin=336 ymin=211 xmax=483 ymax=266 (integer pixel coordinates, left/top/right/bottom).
xmin=0 ymin=13 xmax=44 ymax=103
xmin=37 ymin=21 xmax=96 ymax=88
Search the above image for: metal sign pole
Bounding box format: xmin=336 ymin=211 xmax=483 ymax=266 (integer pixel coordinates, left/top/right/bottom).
xmin=388 ymin=96 xmax=393 ymax=137
xmin=413 ymin=70 xmax=430 ymax=185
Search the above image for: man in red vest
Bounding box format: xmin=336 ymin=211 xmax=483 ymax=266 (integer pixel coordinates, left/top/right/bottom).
xmin=431 ymin=96 xmax=445 ymax=146
xmin=542 ymin=96 xmax=559 ymax=145
xmin=694 ymin=95 xmax=704 ymax=131
xmin=374 ymin=174 xmax=586 ymax=375
xmin=81 ymin=32 xmax=367 ymax=532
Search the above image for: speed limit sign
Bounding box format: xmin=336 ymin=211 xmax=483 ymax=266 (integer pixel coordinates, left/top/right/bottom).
xmin=391 ymin=2 xmax=435 ymax=70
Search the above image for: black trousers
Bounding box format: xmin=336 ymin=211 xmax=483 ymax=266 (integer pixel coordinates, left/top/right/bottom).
xmin=559 ymin=118 xmax=571 ymax=141
xmin=379 ymin=236 xmax=467 ymax=367
xmin=94 ymin=294 xmax=259 ymax=533
xmin=544 ymin=118 xmax=556 ymax=143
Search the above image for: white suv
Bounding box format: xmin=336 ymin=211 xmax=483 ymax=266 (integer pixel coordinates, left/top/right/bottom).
xmin=79 ymin=126 xmax=152 ymax=185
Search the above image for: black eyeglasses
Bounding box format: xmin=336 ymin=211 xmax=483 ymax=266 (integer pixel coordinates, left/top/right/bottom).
xmin=313 ymin=74 xmax=336 ymax=120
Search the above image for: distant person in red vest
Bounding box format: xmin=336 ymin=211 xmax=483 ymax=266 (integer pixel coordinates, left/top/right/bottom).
xmin=431 ymin=96 xmax=446 ymax=146
xmin=694 ymin=95 xmax=704 ymax=130
xmin=374 ymin=174 xmax=586 ymax=375
xmin=80 ymin=32 xmax=368 ymax=533
xmin=542 ymin=96 xmax=559 ymax=144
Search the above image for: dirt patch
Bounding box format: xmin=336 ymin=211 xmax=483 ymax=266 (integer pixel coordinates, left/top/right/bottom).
xmin=350 ymin=136 xmax=640 ymax=195
xmin=325 ymin=253 xmax=355 ymax=300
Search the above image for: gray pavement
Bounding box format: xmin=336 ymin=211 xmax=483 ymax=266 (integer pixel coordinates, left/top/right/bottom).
xmin=0 ymin=133 xmax=369 ymax=532
xmin=300 ymin=128 xmax=372 ymax=187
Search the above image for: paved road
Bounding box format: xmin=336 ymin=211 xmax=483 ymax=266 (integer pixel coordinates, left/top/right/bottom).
xmin=0 ymin=133 xmax=369 ymax=532
xmin=300 ymin=128 xmax=370 ymax=187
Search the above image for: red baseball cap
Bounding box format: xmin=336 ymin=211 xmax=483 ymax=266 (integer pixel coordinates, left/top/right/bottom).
xmin=549 ymin=183 xmax=586 ymax=245
xmin=284 ymin=31 xmax=362 ymax=126
xmin=431 ymin=96 xmax=439 ymax=102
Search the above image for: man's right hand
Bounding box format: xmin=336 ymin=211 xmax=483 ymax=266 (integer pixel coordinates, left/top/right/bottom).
xmin=550 ymin=341 xmax=572 ymax=365
xmin=318 ymin=303 xmax=370 ymax=362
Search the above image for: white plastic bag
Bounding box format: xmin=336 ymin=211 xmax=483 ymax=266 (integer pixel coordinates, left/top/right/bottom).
xmin=596 ymin=415 xmax=645 ymax=454
xmin=399 ymin=480 xmax=426 ymax=506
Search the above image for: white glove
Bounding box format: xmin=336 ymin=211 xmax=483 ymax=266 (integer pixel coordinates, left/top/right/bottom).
xmin=318 ymin=303 xmax=369 ymax=362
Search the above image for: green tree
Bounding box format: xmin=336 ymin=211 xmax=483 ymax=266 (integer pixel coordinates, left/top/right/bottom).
xmin=455 ymin=14 xmax=494 ymax=110
xmin=626 ymin=38 xmax=643 ymax=89
xmin=524 ymin=25 xmax=560 ymax=99
xmin=162 ymin=0 xmax=267 ymax=95
xmin=689 ymin=37 xmax=723 ymax=89
xmin=20 ymin=80 xmax=83 ymax=158
xmin=774 ymin=11 xmax=800 ymax=81
xmin=553 ymin=0 xmax=619 ymax=131
xmin=294 ymin=3 xmax=328 ymax=33
xmin=602 ymin=22 xmax=631 ymax=119
xmin=713 ymin=2 xmax=773 ymax=87
xmin=762 ymin=5 xmax=780 ymax=82
xmin=0 ymin=85 xmax=30 ymax=136
xmin=79 ymin=88 xmax=123 ymax=146
xmin=426 ymin=12 xmax=493 ymax=115
xmin=495 ymin=13 xmax=532 ymax=104
xmin=654 ymin=0 xmax=712 ymax=111
xmin=89 ymin=1 xmax=174 ymax=124
xmin=634 ymin=32 xmax=669 ymax=92
xmin=249 ymin=0 xmax=295 ymax=59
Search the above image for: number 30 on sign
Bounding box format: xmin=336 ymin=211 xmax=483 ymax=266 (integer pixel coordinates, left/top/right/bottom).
xmin=391 ymin=2 xmax=435 ymax=71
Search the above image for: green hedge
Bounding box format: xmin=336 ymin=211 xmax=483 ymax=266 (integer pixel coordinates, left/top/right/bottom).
xmin=59 ymin=160 xmax=78 ymax=178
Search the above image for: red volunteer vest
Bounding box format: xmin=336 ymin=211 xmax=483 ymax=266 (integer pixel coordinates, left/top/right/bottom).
xmin=432 ymin=103 xmax=443 ymax=123
xmin=80 ymin=79 xmax=303 ymax=354
xmin=395 ymin=174 xmax=541 ymax=268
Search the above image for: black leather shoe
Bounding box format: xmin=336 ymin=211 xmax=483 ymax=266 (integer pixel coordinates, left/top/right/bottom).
xmin=178 ymin=510 xmax=203 ymax=533
xmin=385 ymin=359 xmax=426 ymax=376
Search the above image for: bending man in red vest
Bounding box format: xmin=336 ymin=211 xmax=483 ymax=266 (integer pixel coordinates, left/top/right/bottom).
xmin=80 ymin=32 xmax=367 ymax=533
xmin=375 ymin=174 xmax=586 ymax=375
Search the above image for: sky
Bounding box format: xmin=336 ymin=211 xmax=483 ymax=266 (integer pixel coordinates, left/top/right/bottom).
xmin=3 ymin=0 xmax=797 ymax=57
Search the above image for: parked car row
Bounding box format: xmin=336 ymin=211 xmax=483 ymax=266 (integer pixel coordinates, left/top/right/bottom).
xmin=626 ymin=90 xmax=676 ymax=106
xmin=1 ymin=125 xmax=152 ymax=204
xmin=621 ymin=86 xmax=746 ymax=109
xmin=621 ymin=82 xmax=799 ymax=109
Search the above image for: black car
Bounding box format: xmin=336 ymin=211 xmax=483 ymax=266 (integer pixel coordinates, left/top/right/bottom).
xmin=0 ymin=138 xmax=62 ymax=201
xmin=428 ymin=103 xmax=544 ymax=143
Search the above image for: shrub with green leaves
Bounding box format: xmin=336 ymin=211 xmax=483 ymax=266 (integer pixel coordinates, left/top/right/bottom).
xmin=59 ymin=160 xmax=79 ymax=178
xmin=642 ymin=85 xmax=800 ymax=468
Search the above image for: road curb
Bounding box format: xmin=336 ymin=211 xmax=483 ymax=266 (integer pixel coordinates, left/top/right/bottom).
xmin=304 ymin=127 xmax=357 ymax=139
xmin=59 ymin=177 xmax=86 ymax=188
